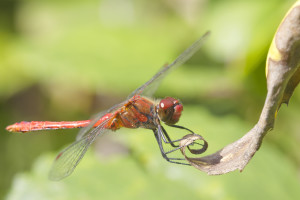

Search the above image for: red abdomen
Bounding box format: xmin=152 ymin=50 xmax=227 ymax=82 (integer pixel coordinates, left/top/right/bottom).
xmin=6 ymin=95 xmax=156 ymax=133
xmin=6 ymin=113 xmax=113 ymax=133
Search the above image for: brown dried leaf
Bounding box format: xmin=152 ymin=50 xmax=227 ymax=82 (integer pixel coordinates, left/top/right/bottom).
xmin=180 ymin=1 xmax=300 ymax=175
xmin=180 ymin=134 xmax=208 ymax=155
xmin=179 ymin=127 xmax=262 ymax=175
xmin=266 ymin=1 xmax=300 ymax=108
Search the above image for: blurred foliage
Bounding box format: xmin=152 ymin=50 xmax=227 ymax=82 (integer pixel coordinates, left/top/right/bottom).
xmin=1 ymin=0 xmax=300 ymax=199
xmin=5 ymin=107 xmax=300 ymax=200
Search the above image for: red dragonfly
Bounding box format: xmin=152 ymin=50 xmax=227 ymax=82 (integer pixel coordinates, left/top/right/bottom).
xmin=6 ymin=31 xmax=210 ymax=181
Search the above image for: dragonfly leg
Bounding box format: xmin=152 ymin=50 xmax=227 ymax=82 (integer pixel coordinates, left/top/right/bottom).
xmin=167 ymin=124 xmax=207 ymax=153
xmin=160 ymin=124 xmax=203 ymax=148
xmin=153 ymin=130 xmax=190 ymax=166
xmin=160 ymin=126 xmax=180 ymax=147
xmin=167 ymin=124 xmax=194 ymax=134
xmin=158 ymin=124 xmax=186 ymax=147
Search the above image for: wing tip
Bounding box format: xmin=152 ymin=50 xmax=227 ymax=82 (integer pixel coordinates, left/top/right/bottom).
xmin=48 ymin=170 xmax=71 ymax=181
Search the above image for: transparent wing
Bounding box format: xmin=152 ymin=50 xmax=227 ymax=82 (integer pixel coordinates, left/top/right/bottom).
xmin=128 ymin=31 xmax=210 ymax=98
xmin=76 ymin=111 xmax=106 ymax=141
xmin=49 ymin=123 xmax=109 ymax=181
xmin=50 ymin=32 xmax=211 ymax=181
xmin=78 ymin=31 xmax=210 ymax=141
xmin=76 ymin=100 xmax=127 ymax=141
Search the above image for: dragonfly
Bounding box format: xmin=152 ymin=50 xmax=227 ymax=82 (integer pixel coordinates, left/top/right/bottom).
xmin=6 ymin=31 xmax=210 ymax=181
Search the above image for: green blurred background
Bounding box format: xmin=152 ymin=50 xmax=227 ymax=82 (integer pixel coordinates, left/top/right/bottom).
xmin=1 ymin=0 xmax=300 ymax=199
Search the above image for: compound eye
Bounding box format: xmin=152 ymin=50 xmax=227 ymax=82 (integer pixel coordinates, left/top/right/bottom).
xmin=158 ymin=97 xmax=183 ymax=125
xmin=159 ymin=97 xmax=174 ymax=110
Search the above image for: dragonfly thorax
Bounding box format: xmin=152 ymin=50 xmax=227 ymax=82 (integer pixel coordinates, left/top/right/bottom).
xmin=157 ymin=97 xmax=183 ymax=125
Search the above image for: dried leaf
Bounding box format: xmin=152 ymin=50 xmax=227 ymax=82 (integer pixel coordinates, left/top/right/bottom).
xmin=180 ymin=134 xmax=208 ymax=155
xmin=266 ymin=1 xmax=300 ymax=108
xmin=179 ymin=128 xmax=262 ymax=175
xmin=180 ymin=1 xmax=300 ymax=175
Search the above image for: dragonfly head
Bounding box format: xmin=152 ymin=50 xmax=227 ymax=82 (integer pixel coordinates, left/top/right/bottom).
xmin=157 ymin=97 xmax=183 ymax=125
